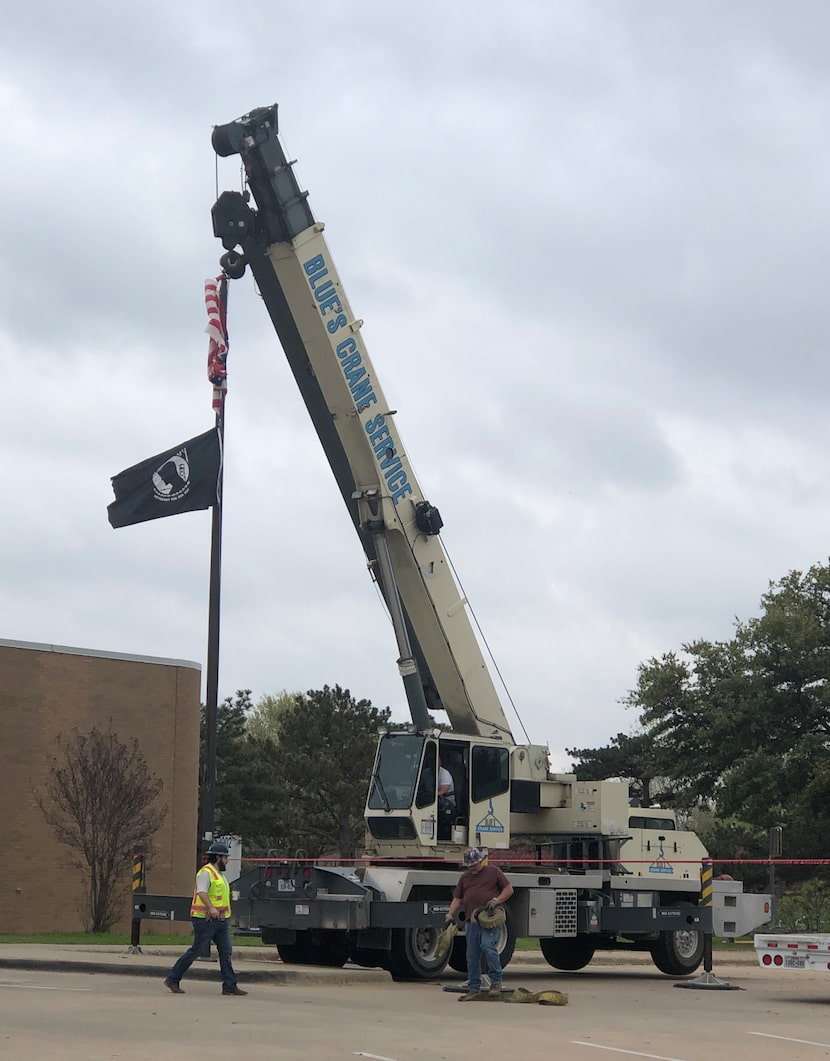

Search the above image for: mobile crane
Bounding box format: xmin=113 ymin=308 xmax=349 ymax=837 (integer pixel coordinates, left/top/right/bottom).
xmin=134 ymin=105 xmax=770 ymax=979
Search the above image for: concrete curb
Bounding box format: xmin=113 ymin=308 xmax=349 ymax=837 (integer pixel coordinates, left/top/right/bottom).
xmin=0 ymin=957 xmax=388 ymax=985
xmin=0 ymin=943 xmax=757 ymax=985
xmin=0 ymin=944 xmax=388 ymax=986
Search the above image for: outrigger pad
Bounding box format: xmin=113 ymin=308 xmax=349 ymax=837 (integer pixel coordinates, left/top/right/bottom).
xmin=457 ymin=987 xmax=569 ymax=1006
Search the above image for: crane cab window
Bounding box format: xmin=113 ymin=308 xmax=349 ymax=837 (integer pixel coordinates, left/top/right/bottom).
xmin=368 ymin=733 xmax=424 ymax=810
xmin=629 ymin=815 xmax=676 ymax=831
xmin=471 ymin=746 xmax=509 ymax=804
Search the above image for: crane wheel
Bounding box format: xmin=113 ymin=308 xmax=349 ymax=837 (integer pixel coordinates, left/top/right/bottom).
xmin=276 ymin=931 xmax=347 ymax=967
xmin=649 ymin=903 xmax=704 ymax=976
xmin=387 ymin=926 xmax=451 ymax=981
xmin=539 ymin=936 xmax=596 ymax=971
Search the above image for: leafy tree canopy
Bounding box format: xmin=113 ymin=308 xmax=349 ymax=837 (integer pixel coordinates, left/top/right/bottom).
xmin=201 ymin=690 xmax=282 ymax=849
xmin=245 ymin=690 xmax=294 ymax=744
xmin=567 ymin=730 xmax=674 ymax=808
xmin=568 ymin=562 xmax=830 ymax=863
xmin=268 ymin=685 xmax=391 ymax=858
xmin=203 ymin=685 xmax=390 ymax=858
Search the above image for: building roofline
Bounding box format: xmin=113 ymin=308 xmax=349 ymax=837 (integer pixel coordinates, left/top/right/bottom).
xmin=0 ymin=638 xmax=201 ymax=672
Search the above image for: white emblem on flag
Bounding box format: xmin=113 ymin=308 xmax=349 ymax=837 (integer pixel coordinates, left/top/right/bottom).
xmin=152 ymin=449 xmax=192 ymax=503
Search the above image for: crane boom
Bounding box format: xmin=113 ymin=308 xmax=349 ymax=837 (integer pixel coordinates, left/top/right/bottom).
xmin=211 ymin=105 xmax=513 ymax=741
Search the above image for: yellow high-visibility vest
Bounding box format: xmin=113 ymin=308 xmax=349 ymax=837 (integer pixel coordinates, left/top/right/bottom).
xmin=190 ymin=862 xmax=230 ymax=918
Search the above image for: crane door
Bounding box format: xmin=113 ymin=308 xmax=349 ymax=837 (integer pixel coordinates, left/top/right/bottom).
xmin=412 ymin=740 xmax=439 ymax=848
xmin=468 ymin=744 xmax=511 ymax=850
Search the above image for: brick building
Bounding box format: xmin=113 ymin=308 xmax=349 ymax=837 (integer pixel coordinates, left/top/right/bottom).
xmin=1 ymin=639 xmax=200 ymax=934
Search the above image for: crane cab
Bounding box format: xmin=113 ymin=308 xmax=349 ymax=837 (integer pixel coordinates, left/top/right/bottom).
xmin=364 ymin=731 xmax=512 ymax=857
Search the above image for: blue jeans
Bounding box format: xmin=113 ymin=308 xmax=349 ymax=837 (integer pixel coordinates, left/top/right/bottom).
xmin=168 ymin=917 xmax=237 ymax=991
xmin=465 ymin=918 xmax=502 ymax=991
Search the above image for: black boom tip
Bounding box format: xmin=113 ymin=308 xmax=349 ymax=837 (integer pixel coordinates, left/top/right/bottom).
xmin=211 ymin=105 xmax=279 ymax=158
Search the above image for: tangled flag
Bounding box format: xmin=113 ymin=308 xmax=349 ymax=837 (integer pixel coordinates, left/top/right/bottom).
xmin=107 ymin=428 xmax=222 ymax=529
xmin=206 ymin=275 xmax=228 ymax=412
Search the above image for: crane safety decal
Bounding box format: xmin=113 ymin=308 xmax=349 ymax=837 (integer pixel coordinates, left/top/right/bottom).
xmin=475 ymin=799 xmax=505 ymax=834
xmin=649 ymin=837 xmax=674 ymax=875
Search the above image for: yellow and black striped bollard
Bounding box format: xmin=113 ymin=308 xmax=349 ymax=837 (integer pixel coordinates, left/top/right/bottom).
xmin=129 ymin=845 xmax=146 ymax=953
xmin=700 ymin=858 xmax=713 ymax=974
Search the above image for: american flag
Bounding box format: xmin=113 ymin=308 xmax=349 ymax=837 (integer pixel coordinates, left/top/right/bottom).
xmin=205 ymin=276 xmax=228 ymax=413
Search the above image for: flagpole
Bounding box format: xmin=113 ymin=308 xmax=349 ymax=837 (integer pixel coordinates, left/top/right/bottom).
xmin=200 ymin=408 xmax=223 ymax=851
xmin=199 ymin=275 xmax=228 ymax=859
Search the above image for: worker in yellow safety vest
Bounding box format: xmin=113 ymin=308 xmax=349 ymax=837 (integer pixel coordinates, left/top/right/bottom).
xmin=164 ymin=840 xmax=247 ymax=996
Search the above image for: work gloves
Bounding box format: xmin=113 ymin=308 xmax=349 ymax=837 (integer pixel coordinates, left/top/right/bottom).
xmin=485 ymin=899 xmax=499 ymax=914
xmin=445 ymin=912 xmax=458 ymax=925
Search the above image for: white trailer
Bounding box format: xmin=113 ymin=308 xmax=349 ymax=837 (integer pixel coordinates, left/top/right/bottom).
xmin=755 ymin=933 xmax=830 ymax=971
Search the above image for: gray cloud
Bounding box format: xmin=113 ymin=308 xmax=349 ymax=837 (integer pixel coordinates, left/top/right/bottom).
xmin=3 ymin=1 xmax=830 ymax=763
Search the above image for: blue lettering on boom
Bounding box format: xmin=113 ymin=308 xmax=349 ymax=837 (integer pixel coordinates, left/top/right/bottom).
xmin=303 ymin=253 xmax=412 ymax=504
xmin=364 ymin=415 xmax=413 ymax=504
xmin=334 ymin=338 xmax=378 ymax=413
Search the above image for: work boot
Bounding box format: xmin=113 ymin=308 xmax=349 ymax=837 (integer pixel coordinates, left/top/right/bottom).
xmin=163 ymin=978 xmax=185 ymax=994
xmin=488 ymin=982 xmax=502 ymax=996
xmin=222 ymin=986 xmax=248 ymax=996
xmin=462 ymin=974 xmax=490 ymax=990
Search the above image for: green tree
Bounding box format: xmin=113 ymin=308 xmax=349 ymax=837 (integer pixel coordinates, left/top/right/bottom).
xmin=270 ymin=685 xmax=390 ymax=857
xmin=584 ymin=562 xmax=830 ymax=866
xmin=201 ymin=690 xmax=284 ymax=850
xmin=689 ymin=811 xmax=770 ymax=891
xmin=202 ymin=685 xmax=390 ymax=856
xmin=245 ymin=690 xmax=294 ymax=743
xmin=35 ymin=724 xmax=167 ymax=932
xmin=777 ymin=879 xmax=830 ymax=932
xmin=567 ymin=730 xmax=674 ymax=807
xmin=623 ymin=640 xmax=759 ymax=810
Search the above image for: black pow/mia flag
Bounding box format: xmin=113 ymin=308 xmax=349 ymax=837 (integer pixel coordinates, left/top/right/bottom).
xmin=107 ymin=428 xmax=222 ymax=529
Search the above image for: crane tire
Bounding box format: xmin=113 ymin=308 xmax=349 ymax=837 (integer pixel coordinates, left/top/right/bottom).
xmin=649 ymin=903 xmax=704 ymax=976
xmin=276 ymin=931 xmax=346 ymax=967
xmin=539 ymin=935 xmax=596 ymax=971
xmin=387 ymin=926 xmax=451 ymax=981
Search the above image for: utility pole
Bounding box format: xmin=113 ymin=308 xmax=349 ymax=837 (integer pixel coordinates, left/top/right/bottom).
xmin=768 ymin=824 xmax=783 ymax=922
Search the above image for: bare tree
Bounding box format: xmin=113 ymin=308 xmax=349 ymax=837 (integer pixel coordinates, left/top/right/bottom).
xmin=35 ymin=724 xmax=168 ymax=932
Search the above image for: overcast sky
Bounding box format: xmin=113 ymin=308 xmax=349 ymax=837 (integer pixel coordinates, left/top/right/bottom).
xmin=4 ymin=2 xmax=830 ymax=770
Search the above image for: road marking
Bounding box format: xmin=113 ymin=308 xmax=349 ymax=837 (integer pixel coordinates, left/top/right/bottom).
xmin=354 ymin=1054 xmax=400 ymax=1061
xmin=751 ymin=1031 xmax=830 ymax=1049
xmin=0 ymin=983 xmax=94 ymax=992
xmin=571 ymin=1044 xmax=686 ymax=1061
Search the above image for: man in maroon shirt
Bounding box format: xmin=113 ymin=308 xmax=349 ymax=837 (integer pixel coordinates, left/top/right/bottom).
xmin=446 ymin=847 xmax=514 ymax=994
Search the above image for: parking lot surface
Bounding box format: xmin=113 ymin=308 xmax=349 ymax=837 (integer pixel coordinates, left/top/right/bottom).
xmin=2 ymin=946 xmax=829 ymax=1060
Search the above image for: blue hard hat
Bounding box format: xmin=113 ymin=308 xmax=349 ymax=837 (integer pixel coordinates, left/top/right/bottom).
xmin=207 ymin=840 xmax=230 ymax=856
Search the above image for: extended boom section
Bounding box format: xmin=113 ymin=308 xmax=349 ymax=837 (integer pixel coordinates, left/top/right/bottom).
xmin=212 ymin=105 xmax=511 ymax=741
